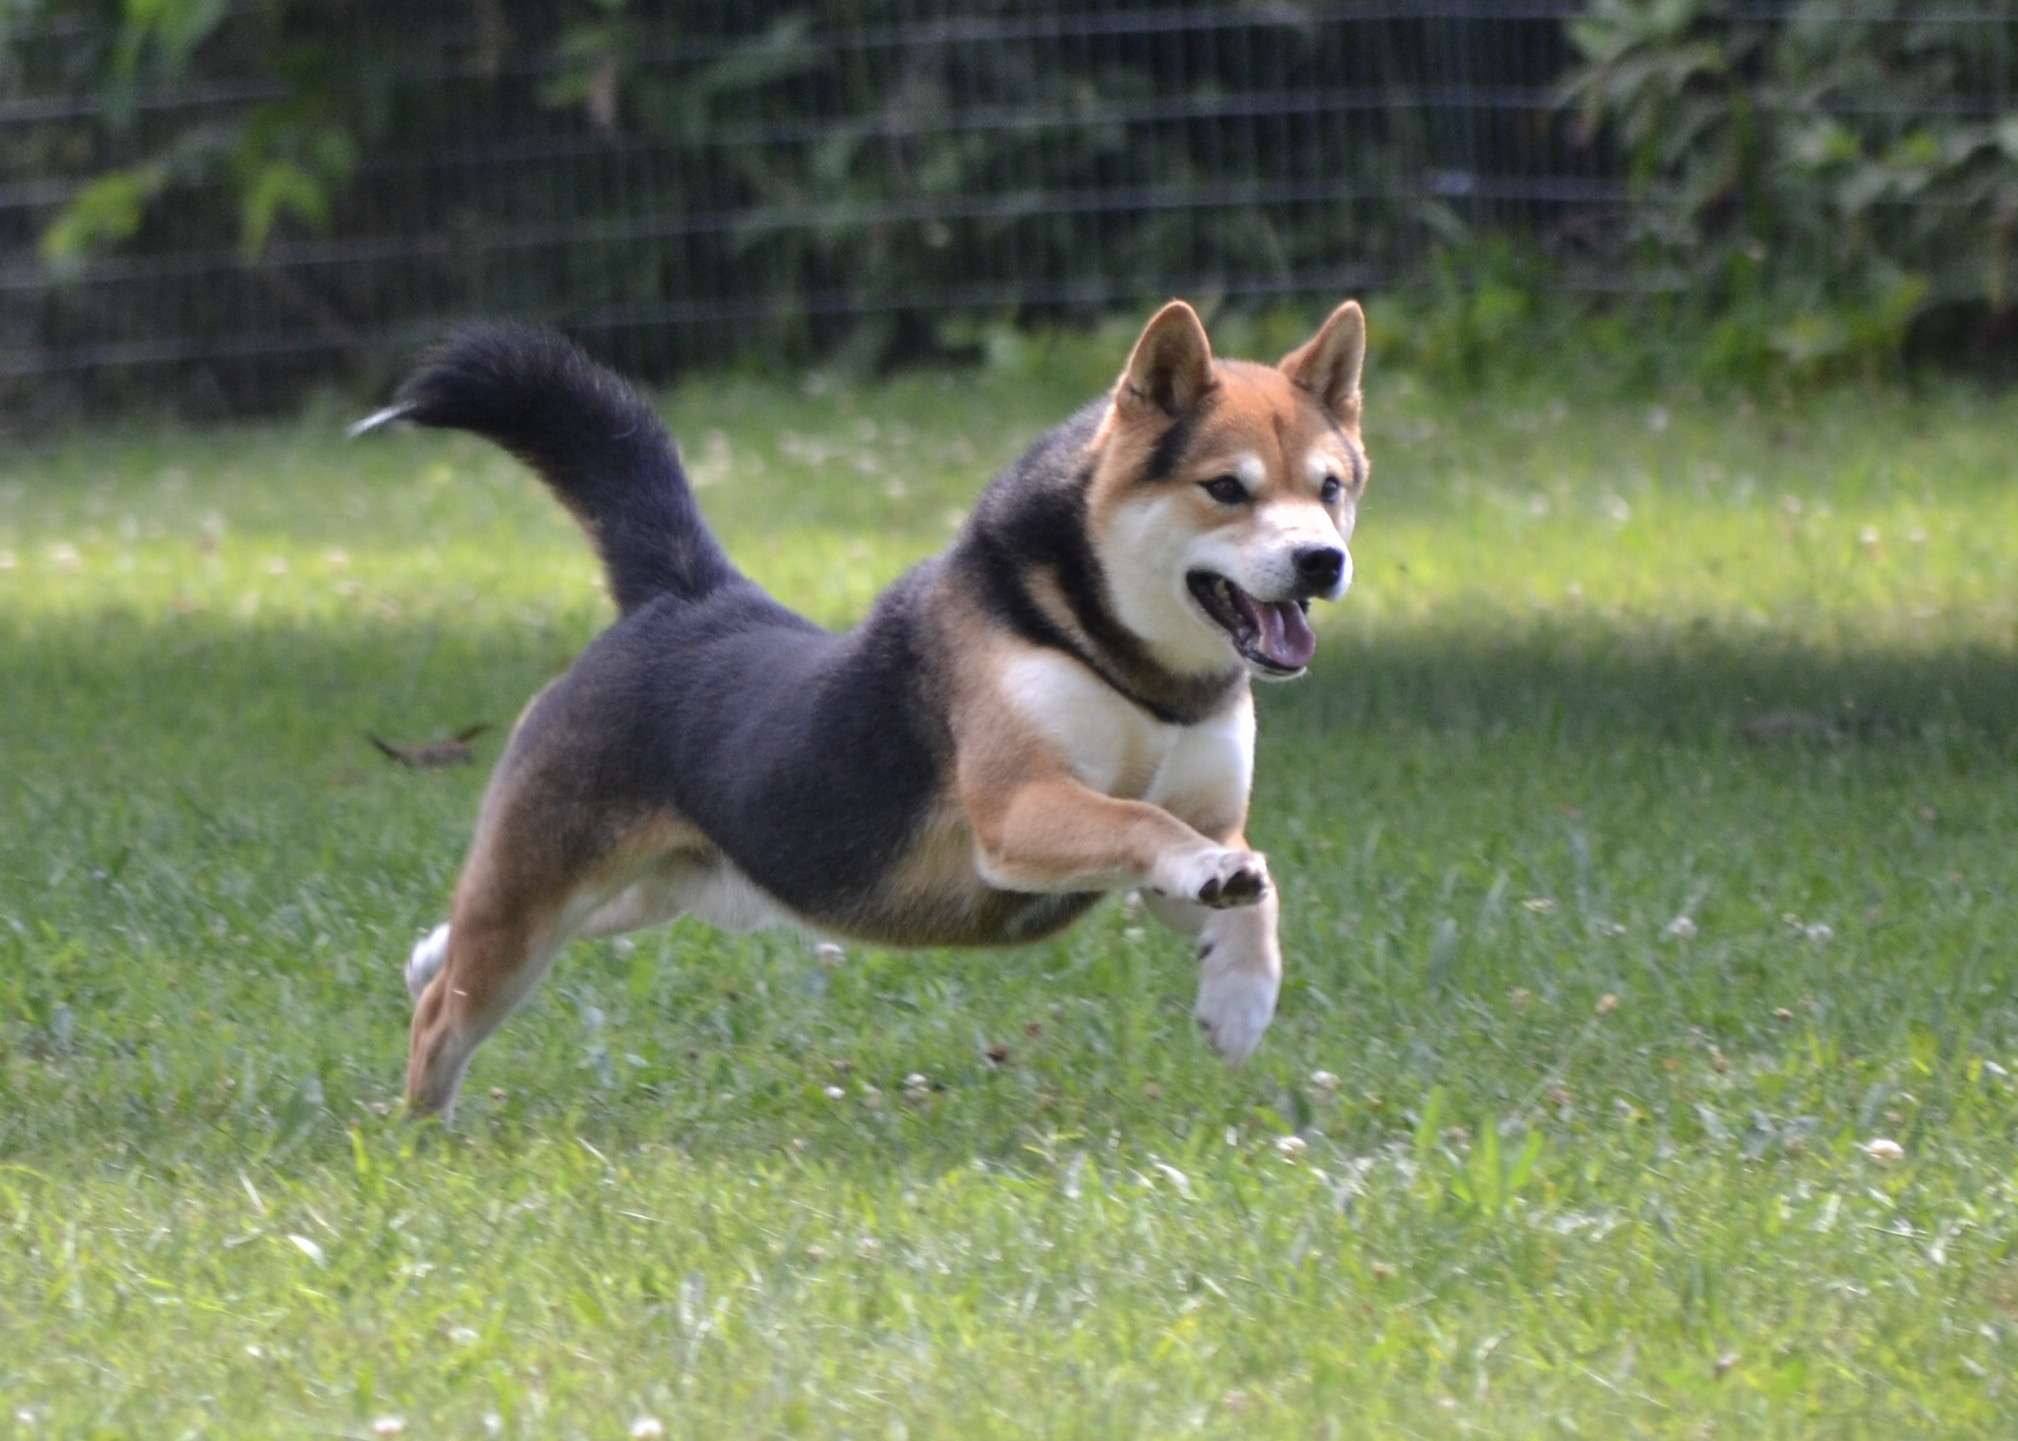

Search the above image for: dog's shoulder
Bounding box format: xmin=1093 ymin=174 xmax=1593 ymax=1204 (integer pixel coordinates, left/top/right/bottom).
xmin=940 ymin=617 xmax=1253 ymax=834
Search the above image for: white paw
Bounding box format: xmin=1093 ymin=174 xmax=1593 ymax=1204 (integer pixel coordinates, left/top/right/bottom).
xmin=1155 ymin=846 xmax=1269 ymax=910
xmin=1193 ymin=955 xmax=1279 ymax=1064
xmin=407 ymin=923 xmax=449 ymax=1001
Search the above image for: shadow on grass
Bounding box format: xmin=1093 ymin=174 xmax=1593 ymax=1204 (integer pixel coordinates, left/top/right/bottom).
xmin=1273 ymin=623 xmax=2018 ymax=751
xmin=4 ymin=607 xmax=2013 ymax=1165
xmin=6 ymin=608 xmax=2010 ymax=763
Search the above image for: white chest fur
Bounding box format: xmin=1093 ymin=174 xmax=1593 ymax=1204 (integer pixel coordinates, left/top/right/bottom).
xmin=997 ymin=650 xmax=1255 ymax=829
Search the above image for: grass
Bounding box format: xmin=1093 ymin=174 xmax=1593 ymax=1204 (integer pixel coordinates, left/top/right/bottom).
xmin=3 ymin=351 xmax=2018 ymax=1438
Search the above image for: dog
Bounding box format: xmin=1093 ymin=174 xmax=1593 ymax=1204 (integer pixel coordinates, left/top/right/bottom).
xmin=354 ymin=298 xmax=1369 ymax=1117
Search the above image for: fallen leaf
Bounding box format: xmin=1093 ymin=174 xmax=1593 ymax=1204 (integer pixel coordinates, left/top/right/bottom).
xmin=367 ymin=723 xmax=490 ymax=769
xmin=1740 ymin=710 xmax=1840 ymax=742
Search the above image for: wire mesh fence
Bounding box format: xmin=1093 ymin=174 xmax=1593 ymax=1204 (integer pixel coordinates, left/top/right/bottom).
xmin=3 ymin=1 xmax=2014 ymax=420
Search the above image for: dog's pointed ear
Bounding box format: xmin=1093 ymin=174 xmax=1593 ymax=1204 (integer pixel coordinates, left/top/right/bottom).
xmin=1280 ymin=300 xmax=1365 ymax=428
xmin=1118 ymin=300 xmax=1216 ymax=417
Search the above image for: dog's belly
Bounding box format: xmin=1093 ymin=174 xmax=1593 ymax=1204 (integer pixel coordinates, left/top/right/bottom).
xmin=809 ymin=799 xmax=1103 ymax=947
xmin=845 ymin=884 xmax=1102 ymax=949
xmin=579 ymin=829 xmax=1091 ymax=950
xmin=578 ymin=853 xmax=794 ymax=938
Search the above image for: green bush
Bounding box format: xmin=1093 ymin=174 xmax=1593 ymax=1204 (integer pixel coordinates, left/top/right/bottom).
xmin=6 ymin=0 xmax=2017 ymax=411
xmin=1563 ymin=0 xmax=2018 ymax=382
xmin=9 ymin=0 xmax=1446 ymax=411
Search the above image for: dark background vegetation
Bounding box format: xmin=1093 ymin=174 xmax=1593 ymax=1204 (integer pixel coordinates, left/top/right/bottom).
xmin=3 ymin=0 xmax=2016 ymax=424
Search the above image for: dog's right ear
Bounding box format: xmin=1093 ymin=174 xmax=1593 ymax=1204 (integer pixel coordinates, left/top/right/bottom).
xmin=1117 ymin=300 xmax=1216 ymax=417
xmin=1279 ymin=300 xmax=1366 ymax=429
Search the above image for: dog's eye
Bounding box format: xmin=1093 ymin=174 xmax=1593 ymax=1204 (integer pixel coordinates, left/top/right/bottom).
xmin=1200 ymin=475 xmax=1248 ymax=505
xmin=1320 ymin=475 xmax=1344 ymax=504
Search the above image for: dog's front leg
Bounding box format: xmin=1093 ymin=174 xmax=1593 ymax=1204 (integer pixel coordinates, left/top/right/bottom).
xmin=1144 ymin=880 xmax=1282 ymax=1064
xmin=965 ymin=775 xmax=1270 ymax=907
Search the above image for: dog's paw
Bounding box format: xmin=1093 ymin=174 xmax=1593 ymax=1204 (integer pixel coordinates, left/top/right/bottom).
xmin=406 ymin=923 xmax=449 ymax=1002
xmin=1193 ymin=956 xmax=1280 ymax=1065
xmin=1155 ymin=846 xmax=1270 ymax=909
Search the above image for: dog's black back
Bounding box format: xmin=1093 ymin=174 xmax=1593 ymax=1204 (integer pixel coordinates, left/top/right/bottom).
xmin=394 ymin=327 xmax=949 ymax=924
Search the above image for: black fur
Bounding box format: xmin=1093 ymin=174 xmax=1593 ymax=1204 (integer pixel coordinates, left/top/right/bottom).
xmin=392 ymin=323 xmax=735 ymax=614
xmin=1140 ymin=392 xmax=1215 ymax=485
xmin=380 ymin=325 xmax=944 ymax=928
xmin=506 ymin=569 xmax=949 ymax=928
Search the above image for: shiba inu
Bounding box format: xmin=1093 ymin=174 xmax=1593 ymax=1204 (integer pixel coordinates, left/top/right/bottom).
xmin=356 ymin=299 xmax=1370 ymax=1117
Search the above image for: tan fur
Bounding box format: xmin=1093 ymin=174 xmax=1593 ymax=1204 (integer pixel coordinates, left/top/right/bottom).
xmin=1089 ymin=359 xmax=1366 ymax=542
xmin=1279 ymin=299 xmax=1367 ymax=431
xmin=407 ymin=785 xmax=710 ymax=1110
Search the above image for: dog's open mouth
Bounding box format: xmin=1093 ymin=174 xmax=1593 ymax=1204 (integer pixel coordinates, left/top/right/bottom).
xmin=1186 ymin=571 xmax=1316 ymax=674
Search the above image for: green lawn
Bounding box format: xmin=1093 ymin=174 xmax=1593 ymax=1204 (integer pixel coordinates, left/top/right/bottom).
xmin=3 ymin=355 xmax=2017 ymax=1438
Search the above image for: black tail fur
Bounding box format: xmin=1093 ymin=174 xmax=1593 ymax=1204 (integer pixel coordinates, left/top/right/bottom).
xmin=383 ymin=323 xmax=735 ymax=613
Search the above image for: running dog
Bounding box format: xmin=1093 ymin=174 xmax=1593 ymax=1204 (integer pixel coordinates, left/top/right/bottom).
xmin=355 ymin=299 xmax=1370 ymax=1116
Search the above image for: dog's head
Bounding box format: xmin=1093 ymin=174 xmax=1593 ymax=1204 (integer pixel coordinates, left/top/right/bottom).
xmin=1086 ymin=300 xmax=1368 ymax=681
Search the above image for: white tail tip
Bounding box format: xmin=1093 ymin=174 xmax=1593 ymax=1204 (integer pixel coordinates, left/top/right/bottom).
xmin=347 ymin=403 xmax=414 ymax=440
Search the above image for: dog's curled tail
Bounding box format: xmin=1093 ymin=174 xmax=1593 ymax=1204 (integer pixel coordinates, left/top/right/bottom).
xmin=354 ymin=323 xmax=734 ymax=614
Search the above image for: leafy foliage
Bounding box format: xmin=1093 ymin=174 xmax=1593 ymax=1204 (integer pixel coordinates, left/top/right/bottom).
xmin=4 ymin=0 xmax=2016 ymax=412
xmin=3 ymin=0 xmax=1558 ymax=414
xmin=1563 ymin=0 xmax=2018 ymax=380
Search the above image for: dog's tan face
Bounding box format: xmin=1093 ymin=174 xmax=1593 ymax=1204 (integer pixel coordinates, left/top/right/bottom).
xmin=1086 ymin=301 xmax=1369 ymax=679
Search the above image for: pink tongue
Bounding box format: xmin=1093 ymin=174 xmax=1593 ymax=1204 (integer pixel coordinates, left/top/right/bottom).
xmin=1232 ymin=591 xmax=1317 ymax=669
xmin=1257 ymin=600 xmax=1317 ymax=668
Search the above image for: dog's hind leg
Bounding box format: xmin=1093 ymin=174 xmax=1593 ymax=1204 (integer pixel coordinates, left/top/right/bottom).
xmin=404 ymin=884 xmax=569 ymax=1120
xmin=404 ymin=791 xmax=712 ymax=1118
xmin=406 ymin=922 xmax=451 ymax=1001
xmin=404 ymin=786 xmax=600 ymax=1118
xmin=405 ymin=799 xmax=554 ymax=1117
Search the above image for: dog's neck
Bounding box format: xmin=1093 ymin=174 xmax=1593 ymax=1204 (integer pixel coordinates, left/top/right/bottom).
xmin=958 ymin=478 xmax=1244 ymax=727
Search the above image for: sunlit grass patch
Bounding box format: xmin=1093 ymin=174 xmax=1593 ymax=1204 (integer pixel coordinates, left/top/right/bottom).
xmin=3 ymin=363 xmax=2017 ymax=1436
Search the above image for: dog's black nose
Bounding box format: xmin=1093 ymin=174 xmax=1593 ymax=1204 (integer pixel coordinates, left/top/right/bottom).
xmin=1294 ymin=546 xmax=1346 ymax=592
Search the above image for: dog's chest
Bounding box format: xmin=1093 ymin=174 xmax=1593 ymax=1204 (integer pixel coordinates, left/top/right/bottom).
xmin=999 ymin=651 xmax=1253 ymax=825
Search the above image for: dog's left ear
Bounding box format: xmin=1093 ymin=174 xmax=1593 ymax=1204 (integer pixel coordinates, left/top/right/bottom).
xmin=1280 ymin=300 xmax=1365 ymax=429
xmin=1119 ymin=300 xmax=1217 ymax=417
